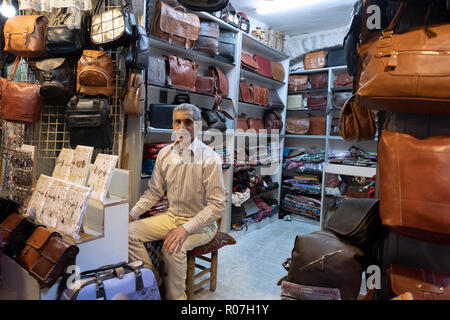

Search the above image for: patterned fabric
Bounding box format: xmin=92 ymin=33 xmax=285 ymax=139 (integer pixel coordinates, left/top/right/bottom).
xmin=189 ymin=232 xmax=236 ymax=256
xmin=19 ymin=0 xmax=92 ymax=11
xmin=144 ymin=240 xmax=163 ymax=271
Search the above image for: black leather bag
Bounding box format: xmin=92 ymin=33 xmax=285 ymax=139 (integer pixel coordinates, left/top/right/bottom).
xmin=280 ymin=230 xmax=366 ymax=300
xmin=36 ymin=58 xmax=75 ymax=106
xmin=46 ymin=10 xmax=84 ymax=57
xmin=218 ymin=30 xmax=236 ymax=63
xmin=202 ymin=109 xmax=227 ymax=132
xmin=326 ymin=47 xmax=346 ymax=67
xmin=65 ymin=96 xmax=113 ymax=149
xmin=3 ymin=217 xmax=39 ymax=259
xmin=0 ymin=14 xmax=15 ymax=68
xmin=325 ymin=198 xmax=383 ymax=253
xmin=149 ymin=94 xmax=189 ymax=129
xmin=124 ymin=23 xmax=149 ymax=70
xmin=268 ymin=89 xmax=285 ymax=110
xmin=0 ymin=198 xmax=20 ymax=224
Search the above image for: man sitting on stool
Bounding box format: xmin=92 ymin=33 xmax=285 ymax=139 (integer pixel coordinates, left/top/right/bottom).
xmin=128 ymin=103 xmax=226 ymax=300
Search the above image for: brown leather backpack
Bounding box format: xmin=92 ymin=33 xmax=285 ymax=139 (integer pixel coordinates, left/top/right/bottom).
xmin=77 ymin=50 xmax=114 ymax=97
xmin=123 ymin=73 xmax=145 ymax=116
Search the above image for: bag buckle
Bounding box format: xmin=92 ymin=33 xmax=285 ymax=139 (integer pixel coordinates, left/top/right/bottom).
xmin=379 ymin=30 xmax=394 ymax=48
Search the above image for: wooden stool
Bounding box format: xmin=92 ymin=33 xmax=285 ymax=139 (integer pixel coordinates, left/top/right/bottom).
xmin=185 ymin=231 xmax=236 ymax=299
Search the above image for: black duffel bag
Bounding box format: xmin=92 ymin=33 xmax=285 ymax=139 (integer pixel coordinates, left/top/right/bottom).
xmin=279 ymin=230 xmax=367 ymax=300
xmin=149 ymin=94 xmax=190 ymax=129
xmin=123 ymin=22 xmax=149 ymax=70
xmin=66 ymin=96 xmax=113 ymax=149
xmin=326 ymin=46 xmax=346 ymax=67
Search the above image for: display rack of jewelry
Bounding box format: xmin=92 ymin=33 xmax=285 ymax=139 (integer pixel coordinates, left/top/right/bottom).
xmin=52 ymin=148 xmax=75 ymax=181
xmin=39 ymin=178 xmax=70 ymax=228
xmin=1 ymin=121 xmax=25 ymax=192
xmin=68 ymin=146 xmax=94 ymax=186
xmin=26 ymin=174 xmax=54 ymax=219
xmin=87 ymin=154 xmax=119 ymax=202
xmin=55 ymin=183 xmax=92 ymax=240
xmin=7 ymin=149 xmax=34 ymax=204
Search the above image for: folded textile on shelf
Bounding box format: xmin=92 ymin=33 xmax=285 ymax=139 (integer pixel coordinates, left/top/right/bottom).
xmin=282 ymin=194 xmax=321 ymax=221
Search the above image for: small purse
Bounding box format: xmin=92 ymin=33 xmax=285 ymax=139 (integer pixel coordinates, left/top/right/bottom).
xmin=122 ymin=73 xmax=145 ymax=116
xmin=90 ymin=0 xmax=133 ymax=49
xmin=124 ymin=24 xmax=150 ymax=70
xmin=286 ymin=117 xmax=310 ymax=135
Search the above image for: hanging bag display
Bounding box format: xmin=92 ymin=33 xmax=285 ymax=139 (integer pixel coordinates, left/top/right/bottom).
xmin=4 ymin=15 xmax=48 ymax=58
xmin=90 ymin=0 xmax=133 ymax=49
xmin=122 ymin=72 xmax=145 ymax=116
xmin=0 ymin=57 xmax=42 ymax=124
xmin=77 ymin=50 xmax=114 ymax=97
xmin=66 ymin=96 xmax=113 ymax=149
xmin=36 ymin=58 xmax=75 ymax=106
xmin=46 ymin=9 xmax=84 ymax=57
xmin=357 ymin=2 xmax=450 ymax=115
xmin=150 ymin=1 xmax=200 ymax=50
xmin=378 ymin=130 xmax=450 ymax=244
xmin=339 ymin=95 xmax=376 ymax=141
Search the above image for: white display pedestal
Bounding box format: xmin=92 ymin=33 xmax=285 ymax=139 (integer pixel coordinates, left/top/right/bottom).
xmin=0 ymin=169 xmax=130 ymax=300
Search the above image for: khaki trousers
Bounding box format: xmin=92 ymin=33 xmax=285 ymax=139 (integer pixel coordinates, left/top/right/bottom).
xmin=128 ymin=211 xmax=217 ymax=300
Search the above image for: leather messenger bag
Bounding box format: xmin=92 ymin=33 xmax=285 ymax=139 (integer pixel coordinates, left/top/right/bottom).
xmin=166 ymin=55 xmax=198 ymax=92
xmin=304 ymin=50 xmax=326 ymax=70
xmin=150 ymin=1 xmax=200 ymax=50
xmin=357 ymin=2 xmax=450 ymax=115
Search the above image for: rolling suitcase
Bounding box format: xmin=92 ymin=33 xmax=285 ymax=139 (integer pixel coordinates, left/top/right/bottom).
xmin=60 ymin=261 xmax=161 ymax=300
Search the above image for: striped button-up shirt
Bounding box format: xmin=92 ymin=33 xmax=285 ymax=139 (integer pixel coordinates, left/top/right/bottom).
xmin=130 ymin=137 xmax=226 ymax=234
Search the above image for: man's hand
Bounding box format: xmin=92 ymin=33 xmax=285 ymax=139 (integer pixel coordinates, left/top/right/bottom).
xmin=163 ymin=226 xmax=188 ymax=254
xmin=129 ymin=215 xmax=133 ymax=223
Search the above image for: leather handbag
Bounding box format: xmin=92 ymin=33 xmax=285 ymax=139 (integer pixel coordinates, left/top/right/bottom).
xmin=309 ymin=72 xmax=328 ymax=89
xmin=1 ymin=57 xmax=42 ymax=124
xmin=271 ymin=61 xmax=285 ymax=82
xmin=36 ymin=58 xmax=75 ymax=106
xmin=378 ymin=130 xmax=450 ymax=244
xmin=237 ymin=114 xmax=249 ymax=131
xmin=46 ymin=9 xmax=84 ymax=57
xmin=16 ymin=226 xmax=61 ymax=272
xmin=149 ymin=94 xmax=189 ymax=129
xmin=166 ymin=55 xmax=198 ymax=92
xmin=147 ymin=55 xmax=166 ymax=86
xmin=280 ymin=230 xmax=366 ymax=300
xmin=287 ymin=94 xmax=305 ymax=110
xmin=241 ymin=52 xmax=259 ymax=72
xmin=268 ymin=89 xmax=284 ymax=110
xmin=66 ymin=96 xmax=113 ymax=149
xmin=286 ymin=117 xmax=309 ymax=135
xmin=196 ymin=20 xmax=220 ymax=56
xmin=250 ymin=84 xmax=269 ymax=107
xmin=325 ymin=198 xmax=383 ymax=253
xmin=326 ymin=47 xmax=346 ymax=67
xmin=202 ymin=108 xmax=227 ymax=132
xmin=357 ymin=2 xmax=450 ymax=115
xmin=124 ymin=24 xmax=150 ymax=70
xmin=0 ymin=198 xmax=20 ymax=224
xmin=389 ymin=264 xmax=450 ymax=300
xmin=29 ymin=236 xmax=79 ymax=288
xmin=310 ymin=116 xmax=327 ymax=135
xmin=247 ymin=117 xmax=264 ymax=132
xmin=239 ymin=79 xmax=253 ymax=103
xmin=306 ymin=92 xmax=327 ymax=110
xmin=339 ymin=95 xmax=376 ymax=141
xmin=77 ymin=50 xmax=114 ymax=97
xmin=304 ymin=50 xmax=326 ymax=70
xmin=218 ymin=30 xmax=236 ymax=63
xmin=333 ymin=92 xmax=352 ymax=110
xmin=208 ymin=65 xmax=229 ymax=97
xmin=4 ymin=15 xmax=48 ymax=58
xmin=150 ymin=1 xmax=200 ymax=50
xmin=264 ymin=110 xmax=283 ymax=133
xmin=0 ymin=213 xmax=24 ymax=247
xmin=334 ymin=72 xmax=353 ymax=88
xmin=0 ymin=14 xmax=15 ymax=68
xmin=123 ymin=73 xmax=145 ymax=116
xmin=253 ymin=55 xmax=272 ymax=78
xmin=3 ymin=217 xmax=39 ymax=259
xmin=195 ymin=76 xmax=216 ymax=95
xmin=91 ymin=0 xmax=133 ymax=49
xmin=289 ymin=75 xmax=308 ymax=91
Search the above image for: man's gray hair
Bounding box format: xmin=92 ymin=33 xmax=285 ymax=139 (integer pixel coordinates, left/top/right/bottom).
xmin=173 ymin=103 xmax=201 ymax=121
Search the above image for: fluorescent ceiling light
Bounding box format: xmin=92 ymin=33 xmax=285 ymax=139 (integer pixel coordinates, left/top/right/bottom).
xmin=0 ymin=0 xmax=16 ymax=17
xmin=256 ymin=0 xmax=330 ymax=15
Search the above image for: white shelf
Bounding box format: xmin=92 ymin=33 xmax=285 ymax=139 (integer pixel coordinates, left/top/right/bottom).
xmin=240 ymin=68 xmax=286 ymax=87
xmin=195 ymin=12 xmax=240 ymax=33
xmin=290 ymin=65 xmax=348 ymax=75
xmin=285 ymin=134 xmax=326 ymax=139
xmin=324 ymin=163 xmax=377 ymax=178
xmin=241 ymin=32 xmax=289 ymax=62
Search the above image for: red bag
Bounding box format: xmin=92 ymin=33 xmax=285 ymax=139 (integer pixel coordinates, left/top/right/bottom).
xmin=253 ymin=55 xmax=272 ymax=78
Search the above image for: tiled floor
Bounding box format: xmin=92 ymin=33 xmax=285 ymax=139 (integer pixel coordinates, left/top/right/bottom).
xmin=193 ymin=216 xmax=320 ymax=300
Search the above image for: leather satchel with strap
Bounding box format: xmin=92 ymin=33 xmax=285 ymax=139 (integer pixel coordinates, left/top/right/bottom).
xmin=241 ymin=52 xmax=259 ymax=72
xmin=239 ymin=79 xmax=253 ymax=103
xmin=357 ymin=2 xmax=450 ymax=114
xmin=304 ymin=50 xmax=326 ymax=70
xmin=150 ymin=1 xmax=200 ymax=50
xmin=166 ymin=55 xmax=198 ymax=92
xmin=339 ymin=95 xmax=376 ymax=141
xmin=123 ymin=72 xmax=145 ymax=116
xmin=271 ymin=61 xmax=285 ymax=82
xmin=4 ymin=15 xmax=48 ymax=58
xmin=250 ymin=84 xmax=269 ymax=107
xmin=289 ymin=75 xmax=308 ymax=91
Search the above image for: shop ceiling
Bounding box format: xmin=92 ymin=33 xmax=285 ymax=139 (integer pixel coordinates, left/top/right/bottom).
xmin=232 ymin=0 xmax=356 ymax=36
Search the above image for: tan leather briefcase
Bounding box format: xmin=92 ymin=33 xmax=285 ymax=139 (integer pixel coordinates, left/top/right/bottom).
xmin=304 ymin=50 xmax=326 ymax=70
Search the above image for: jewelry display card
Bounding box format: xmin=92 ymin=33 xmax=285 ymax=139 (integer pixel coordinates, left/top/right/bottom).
xmin=39 ymin=178 xmax=70 ymax=228
xmin=55 ymin=183 xmax=92 ymax=240
xmin=27 ymin=174 xmax=54 ymax=219
xmin=67 ymin=145 xmax=94 ymax=186
xmin=87 ymin=154 xmax=119 ymax=202
xmin=52 ymin=148 xmax=75 ymax=181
